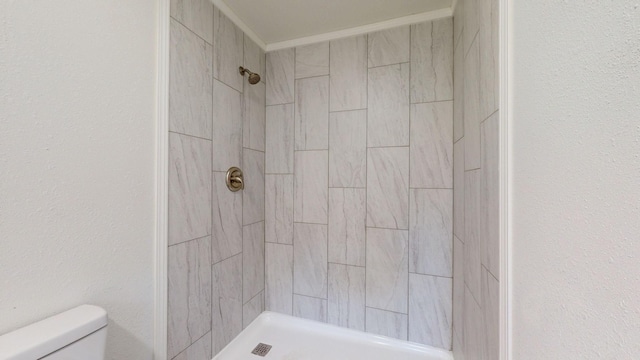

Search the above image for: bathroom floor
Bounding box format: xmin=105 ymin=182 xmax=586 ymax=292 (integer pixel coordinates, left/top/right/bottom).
xmin=213 ymin=312 xmax=452 ymax=360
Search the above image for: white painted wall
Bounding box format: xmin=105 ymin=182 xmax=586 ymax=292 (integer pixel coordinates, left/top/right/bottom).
xmin=511 ymin=1 xmax=640 ymax=358
xmin=0 ymin=1 xmax=157 ymax=359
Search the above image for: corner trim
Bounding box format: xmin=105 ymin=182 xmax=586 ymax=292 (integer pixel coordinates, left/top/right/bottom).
xmin=211 ymin=0 xmax=268 ymax=50
xmin=154 ymin=0 xmax=169 ymax=358
xmin=265 ymin=8 xmax=453 ymax=52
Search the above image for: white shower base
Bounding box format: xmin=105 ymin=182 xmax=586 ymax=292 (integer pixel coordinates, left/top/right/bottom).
xmin=213 ymin=312 xmax=452 ymax=360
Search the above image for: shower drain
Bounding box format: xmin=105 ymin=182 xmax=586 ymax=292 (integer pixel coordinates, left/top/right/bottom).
xmin=251 ymin=343 xmax=272 ymax=357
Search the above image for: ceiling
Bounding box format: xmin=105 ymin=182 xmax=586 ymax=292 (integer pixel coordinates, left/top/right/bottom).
xmin=219 ymin=0 xmax=452 ymax=46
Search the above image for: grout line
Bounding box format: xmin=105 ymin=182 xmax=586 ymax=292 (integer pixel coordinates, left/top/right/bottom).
xmin=365 ymin=306 xmax=408 ymax=316
xmin=168 ymin=130 xmax=212 ymax=142
xmin=292 ymin=293 xmax=328 ymax=301
xmin=408 ymin=272 xmax=454 ymax=280
xmin=212 ymin=251 xmax=242 ymax=267
xmin=367 ymin=61 xmax=411 ymax=71
xmin=366 ymin=145 xmax=410 ymax=149
xmin=365 ymin=225 xmax=410 ymax=231
xmin=168 ymin=234 xmax=212 ymax=248
xmin=170 ymin=15 xmax=213 ymax=47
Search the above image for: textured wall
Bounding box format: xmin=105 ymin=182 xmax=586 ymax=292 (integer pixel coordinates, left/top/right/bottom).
xmin=451 ymin=0 xmax=500 ymax=358
xmin=0 ymin=1 xmax=156 ymax=359
xmin=264 ymin=19 xmax=455 ymax=349
xmin=512 ymin=1 xmax=640 ymax=359
xmin=167 ymin=0 xmax=266 ymax=358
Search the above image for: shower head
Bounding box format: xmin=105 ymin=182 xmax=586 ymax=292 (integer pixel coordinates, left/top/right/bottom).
xmin=239 ymin=66 xmax=261 ymax=85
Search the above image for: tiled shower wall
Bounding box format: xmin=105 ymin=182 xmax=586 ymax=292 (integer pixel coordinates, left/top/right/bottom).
xmin=167 ymin=0 xmax=265 ymax=358
xmin=264 ymin=20 xmax=455 ymax=349
xmin=452 ymin=0 xmax=500 ymax=359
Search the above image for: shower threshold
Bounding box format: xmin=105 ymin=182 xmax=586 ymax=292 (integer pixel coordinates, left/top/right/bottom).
xmin=213 ymin=312 xmax=452 ymax=360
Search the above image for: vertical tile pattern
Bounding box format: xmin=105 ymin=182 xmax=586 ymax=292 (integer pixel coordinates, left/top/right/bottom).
xmin=295 ymin=42 xmax=330 ymax=78
xmin=211 ymin=171 xmax=242 ymax=264
xmin=408 ymin=274 xmax=452 ymax=349
xmin=368 ymin=63 xmax=410 ymax=147
xmin=211 ymin=254 xmax=242 ymax=355
xmin=464 ymin=38 xmax=481 ymax=170
xmin=482 ymin=268 xmax=500 ymax=360
xmin=409 ymin=189 xmax=453 ymax=277
xmin=293 ymin=295 xmax=328 ymax=322
xmin=328 ymin=188 xmax=366 ymax=267
xmin=329 ymin=110 xmax=367 ymax=188
xmin=168 ymin=237 xmax=212 ymax=359
xmin=368 ymin=26 xmax=410 ymax=67
xmin=479 ymin=0 xmax=499 ymax=121
xmin=242 ymin=149 xmax=265 ymax=225
xmin=294 ymin=151 xmax=328 ymax=224
xmin=170 ymin=0 xmax=213 ymax=44
xmin=482 ymin=112 xmax=500 ymax=279
xmin=243 ymin=81 xmax=266 ymax=151
xmin=453 ymin=236 xmax=465 ymax=342
xmin=169 ymin=19 xmax=213 ymax=139
xmin=293 ymin=223 xmax=328 ymax=298
xmin=265 ymin=243 xmax=293 ymax=314
xmin=168 ymin=133 xmax=211 ymax=245
xmin=328 ymin=264 xmax=365 ymax=331
xmin=464 ymin=170 xmax=482 ymax=303
xmin=411 ymin=19 xmax=453 ymax=103
xmin=410 ymin=101 xmax=453 ymax=189
xmin=365 ymin=308 xmax=408 ymax=341
xmin=295 ymin=76 xmax=329 ymax=150
xmin=213 ymin=7 xmax=243 ymax=92
xmin=243 ymin=291 xmax=265 ymax=328
xmin=454 ymin=139 xmax=465 ymax=239
xmin=454 ymin=35 xmax=465 ymax=142
xmin=265 ymin=175 xmax=293 ymax=245
xmin=212 ymin=79 xmax=241 ymax=171
xmin=367 ymin=147 xmax=409 ymax=230
xmin=266 ymin=49 xmax=295 ymax=105
xmin=330 ymin=36 xmax=367 ymax=111
xmin=242 ymin=222 xmax=265 ymax=303
xmin=366 ymin=228 xmax=409 ymax=314
xmin=463 ymin=285 xmax=483 ymax=359
xmin=265 ymin=104 xmax=294 ymax=173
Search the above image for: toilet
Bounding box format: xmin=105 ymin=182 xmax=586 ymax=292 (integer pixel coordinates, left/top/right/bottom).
xmin=0 ymin=305 xmax=107 ymax=360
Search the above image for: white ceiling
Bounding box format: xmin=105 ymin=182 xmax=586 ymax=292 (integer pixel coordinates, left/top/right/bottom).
xmin=219 ymin=0 xmax=452 ymax=46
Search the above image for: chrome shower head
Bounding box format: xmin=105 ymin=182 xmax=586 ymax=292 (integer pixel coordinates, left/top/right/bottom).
xmin=239 ymin=66 xmax=261 ymax=85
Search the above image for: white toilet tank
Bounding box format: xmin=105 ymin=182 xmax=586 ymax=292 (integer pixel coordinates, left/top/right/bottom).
xmin=0 ymin=305 xmax=107 ymax=360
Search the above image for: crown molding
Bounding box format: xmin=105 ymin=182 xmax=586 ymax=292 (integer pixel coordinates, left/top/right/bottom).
xmin=211 ymin=0 xmax=267 ymax=50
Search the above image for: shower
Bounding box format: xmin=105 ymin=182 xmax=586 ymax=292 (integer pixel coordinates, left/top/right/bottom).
xmin=239 ymin=66 xmax=261 ymax=84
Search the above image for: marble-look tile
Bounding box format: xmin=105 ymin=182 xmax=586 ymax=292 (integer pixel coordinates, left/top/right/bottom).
xmin=212 ymin=79 xmax=241 ymax=171
xmin=172 ymin=331 xmax=212 ymax=360
xmin=243 ymin=291 xmax=265 ymax=328
xmin=293 ymin=224 xmax=328 ymax=298
xmin=453 ymin=331 xmax=465 ymax=360
xmin=330 ymin=35 xmax=367 ymax=111
xmin=366 ymin=228 xmax=409 ymax=313
xmin=294 ymin=151 xmax=328 ymax=224
xmin=454 ymin=39 xmax=465 ymax=142
xmin=453 ymin=139 xmax=465 ymax=239
xmin=329 ymin=110 xmax=367 ymax=188
xmin=169 ymin=19 xmax=212 ymax=140
xmin=265 ymin=243 xmax=293 ymax=314
xmin=365 ymin=308 xmax=408 ymax=341
xmin=463 ymin=285 xmax=483 ymax=360
xmin=411 ymin=19 xmax=453 ymax=103
xmin=408 ymin=274 xmax=452 ymax=349
xmin=243 ymin=80 xmax=266 ymax=151
xmin=453 ymin=236 xmax=465 ymax=343
xmin=211 ymin=171 xmax=242 ymax=264
xmin=410 ymin=101 xmax=453 ymax=189
xmin=293 ymin=295 xmax=328 ymax=323
xmin=328 ymin=188 xmax=366 ymax=267
xmin=213 ymin=7 xmax=243 ymax=92
xmin=328 ymin=264 xmax=365 ymax=331
xmin=266 ymin=104 xmax=294 ymax=173
xmin=482 ymin=268 xmax=499 ymax=360
xmin=464 ymin=0 xmax=479 ymax=56
xmin=171 ymin=0 xmax=213 ymax=44
xmin=242 ymin=149 xmax=265 ymax=225
xmin=265 ymin=175 xmax=294 ymax=244
xmin=211 ymin=253 xmax=242 ymax=355
xmin=168 ymin=237 xmax=212 ymax=358
xmin=368 ymin=26 xmax=410 ymax=67
xmin=367 ymin=147 xmax=409 ymax=230
xmin=295 ymin=42 xmax=330 ymax=78
xmin=464 ymin=38 xmax=481 ymax=171
xmin=482 ymin=112 xmax=500 ymax=279
xmin=409 ymin=189 xmax=453 ymax=277
xmin=479 ymin=0 xmax=499 ymax=121
xmin=464 ymin=170 xmax=482 ymax=302
xmin=244 ymin=35 xmax=265 ymax=84
xmin=368 ymin=63 xmax=410 ymax=147
xmin=169 ymin=133 xmax=211 ymax=245
xmin=453 ymin=0 xmax=465 ymax=49
xmin=242 ymin=221 xmax=265 ymax=302
xmin=266 ymin=48 xmax=295 ymax=105
xmin=295 ymin=76 xmax=329 ymax=150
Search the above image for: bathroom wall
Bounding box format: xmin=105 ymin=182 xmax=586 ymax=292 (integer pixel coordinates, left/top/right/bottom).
xmin=512 ymin=1 xmax=640 ymax=359
xmin=167 ymin=0 xmax=265 ymax=358
xmin=0 ymin=1 xmax=157 ymax=359
xmin=264 ymin=20 xmax=454 ymax=349
xmin=451 ymin=0 xmax=500 ymax=358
